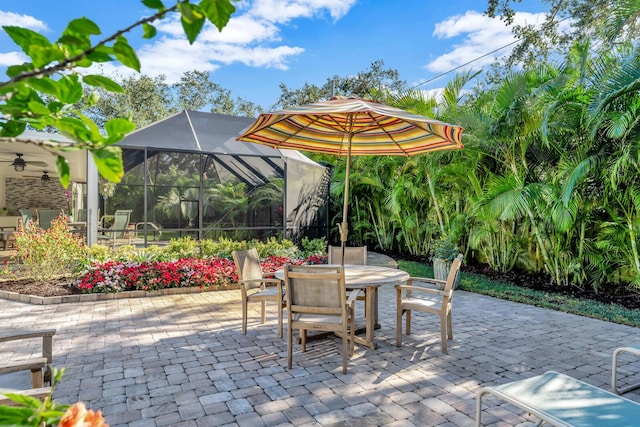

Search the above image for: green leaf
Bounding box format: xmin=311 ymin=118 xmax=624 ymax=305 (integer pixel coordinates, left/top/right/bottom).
xmin=57 ymin=34 xmax=87 ymax=47
xmin=200 ymin=0 xmax=236 ymax=31
xmin=87 ymin=91 xmax=100 ymax=106
xmin=27 ymin=100 xmax=51 ymax=115
xmin=57 ymin=75 xmax=83 ymax=104
xmin=65 ymin=17 xmax=101 ymax=36
xmin=26 ymin=77 xmax=61 ymax=98
xmin=92 ymin=146 xmax=124 ymax=182
xmin=181 ymin=16 xmax=205 ymax=44
xmin=86 ymin=45 xmax=114 ymax=63
xmin=3 ymin=26 xmax=52 ymax=54
xmin=177 ymin=2 xmax=204 ymax=23
xmin=0 ymin=404 xmax=33 ymax=423
xmin=142 ymin=22 xmax=157 ymax=39
xmin=83 ymin=75 xmax=124 ymax=93
xmin=142 ymin=0 xmax=165 ymax=10
xmin=105 ymin=118 xmax=136 ymax=143
xmin=28 ymin=45 xmax=64 ymax=69
xmin=55 ymin=117 xmax=91 ymax=140
xmin=178 ymin=3 xmax=205 ymax=44
xmin=113 ymin=36 xmax=141 ymax=72
xmin=56 ymin=156 xmax=71 ymax=188
xmin=2 ymin=392 xmax=43 ymax=409
xmin=6 ymin=63 xmax=34 ymax=78
xmin=0 ymin=121 xmax=26 ymax=137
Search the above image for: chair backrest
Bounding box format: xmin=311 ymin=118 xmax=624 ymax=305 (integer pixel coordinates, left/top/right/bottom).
xmin=284 ymin=265 xmax=346 ymax=317
xmin=328 ymin=245 xmax=367 ymax=265
xmin=112 ymin=210 xmax=132 ymax=238
xmin=36 ymin=209 xmax=63 ymax=231
xmin=232 ymin=248 xmax=264 ymax=290
xmin=19 ymin=209 xmax=32 ymax=229
xmin=76 ymin=208 xmax=87 ymax=222
xmin=442 ymin=254 xmax=464 ymax=300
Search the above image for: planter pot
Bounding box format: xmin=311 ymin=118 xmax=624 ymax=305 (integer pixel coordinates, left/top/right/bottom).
xmin=433 ymin=257 xmax=460 ymax=290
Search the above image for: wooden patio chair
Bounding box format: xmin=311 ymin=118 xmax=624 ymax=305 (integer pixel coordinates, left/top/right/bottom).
xmin=328 ymin=245 xmax=367 ymax=265
xmin=232 ymin=248 xmax=285 ymax=337
xmin=284 ymin=264 xmax=359 ymax=374
xmin=395 ymin=254 xmax=463 ymax=353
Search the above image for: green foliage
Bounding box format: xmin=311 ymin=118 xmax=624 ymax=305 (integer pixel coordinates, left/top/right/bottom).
xmin=165 ymin=237 xmax=201 ymax=259
xmin=298 ymin=236 xmax=327 ymax=258
xmin=13 ymin=216 xmax=85 ymax=281
xmin=429 ymin=236 xmax=459 ymax=262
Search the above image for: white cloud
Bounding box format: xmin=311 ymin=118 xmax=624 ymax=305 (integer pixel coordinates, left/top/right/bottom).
xmin=0 ymin=1 xmax=354 ymax=86
xmin=0 ymin=51 xmax=27 ymax=66
xmin=425 ymin=10 xmax=546 ymax=73
xmin=250 ymin=0 xmax=356 ymax=23
xmin=0 ymin=11 xmax=48 ymax=31
xmin=105 ymin=0 xmax=351 ymax=82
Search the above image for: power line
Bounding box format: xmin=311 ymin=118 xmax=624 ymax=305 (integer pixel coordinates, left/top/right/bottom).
xmin=412 ymin=38 xmax=522 ymax=89
xmin=412 ymin=12 xmax=577 ymax=90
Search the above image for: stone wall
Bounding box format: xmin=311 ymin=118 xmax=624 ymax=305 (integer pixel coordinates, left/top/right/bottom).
xmin=5 ymin=178 xmax=68 ymax=216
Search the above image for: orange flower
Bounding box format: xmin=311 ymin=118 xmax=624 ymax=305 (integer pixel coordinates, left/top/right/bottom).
xmin=59 ymin=402 xmax=108 ymax=427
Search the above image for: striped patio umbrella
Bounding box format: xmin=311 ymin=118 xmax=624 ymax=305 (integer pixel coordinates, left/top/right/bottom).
xmin=237 ymin=97 xmax=464 ymax=252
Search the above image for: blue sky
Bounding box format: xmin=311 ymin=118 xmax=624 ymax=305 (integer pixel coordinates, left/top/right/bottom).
xmin=0 ymin=0 xmax=548 ymax=110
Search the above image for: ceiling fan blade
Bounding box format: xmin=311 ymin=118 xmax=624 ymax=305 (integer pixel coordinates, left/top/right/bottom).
xmin=25 ymin=161 xmax=49 ymax=167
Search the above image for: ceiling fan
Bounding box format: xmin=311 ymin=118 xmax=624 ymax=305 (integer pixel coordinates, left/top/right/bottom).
xmin=24 ymin=170 xmax=55 ymax=184
xmin=2 ymin=153 xmax=48 ymax=171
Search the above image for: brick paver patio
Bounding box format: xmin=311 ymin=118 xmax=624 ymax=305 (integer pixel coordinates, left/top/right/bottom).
xmin=2 ymin=285 xmax=640 ymax=426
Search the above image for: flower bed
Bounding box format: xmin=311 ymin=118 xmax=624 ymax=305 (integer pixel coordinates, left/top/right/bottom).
xmin=75 ymin=255 xmax=327 ymax=293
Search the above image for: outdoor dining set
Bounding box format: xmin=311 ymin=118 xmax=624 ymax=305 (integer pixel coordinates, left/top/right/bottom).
xmin=232 ymin=245 xmax=462 ymax=374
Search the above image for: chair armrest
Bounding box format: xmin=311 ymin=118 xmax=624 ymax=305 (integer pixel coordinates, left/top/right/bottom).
xmin=395 ymin=285 xmax=448 ymax=297
xmin=408 ymin=276 xmax=447 ymax=287
xmin=346 ymin=289 xmax=360 ymax=304
xmin=238 ymin=278 xmax=282 ymax=286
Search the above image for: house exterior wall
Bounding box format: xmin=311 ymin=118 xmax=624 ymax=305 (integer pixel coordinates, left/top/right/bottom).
xmin=5 ymin=178 xmax=68 ymax=216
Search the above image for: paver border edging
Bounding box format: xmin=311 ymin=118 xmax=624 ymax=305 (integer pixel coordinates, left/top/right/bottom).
xmin=0 ymin=284 xmax=240 ymax=305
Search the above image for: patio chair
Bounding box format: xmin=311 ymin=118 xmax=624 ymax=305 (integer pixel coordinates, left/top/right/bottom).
xmin=284 ymin=264 xmax=359 ymax=374
xmin=328 ymin=245 xmax=368 ymax=314
xmin=98 ymin=209 xmax=132 ymax=246
xmin=395 ymin=254 xmax=463 ymax=354
xmin=35 ymin=209 xmax=63 ymax=231
xmin=19 ymin=209 xmax=33 ymax=229
xmin=328 ymin=245 xmax=367 ymax=265
xmin=76 ymin=208 xmax=87 ymax=222
xmin=232 ymin=248 xmax=285 ymax=338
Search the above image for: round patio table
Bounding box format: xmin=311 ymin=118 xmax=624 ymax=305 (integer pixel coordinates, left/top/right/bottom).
xmin=276 ymin=265 xmax=409 ymax=349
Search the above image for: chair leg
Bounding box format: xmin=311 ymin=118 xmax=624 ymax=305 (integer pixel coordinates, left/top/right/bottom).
xmin=447 ymin=310 xmax=453 ymax=339
xmin=396 ymin=307 xmax=403 ymax=347
xmin=277 ymin=303 xmax=283 ymax=338
xmin=242 ymin=300 xmax=248 ymax=335
xmin=440 ymin=313 xmax=448 ymax=354
xmin=301 ymin=329 xmax=307 ymax=352
xmin=287 ymin=321 xmax=293 ymax=369
xmin=261 ymin=301 xmax=266 ymax=323
xmin=349 ymin=311 xmax=355 ymax=357
xmin=406 ymin=310 xmax=412 ymax=335
xmin=342 ymin=324 xmax=348 ymax=374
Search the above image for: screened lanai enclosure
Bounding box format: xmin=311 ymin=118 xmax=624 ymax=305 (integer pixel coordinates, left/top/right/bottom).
xmin=109 ymin=110 xmax=330 ymax=244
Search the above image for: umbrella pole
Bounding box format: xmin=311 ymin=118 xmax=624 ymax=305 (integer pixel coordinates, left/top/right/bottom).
xmin=339 ymin=132 xmax=353 ymax=265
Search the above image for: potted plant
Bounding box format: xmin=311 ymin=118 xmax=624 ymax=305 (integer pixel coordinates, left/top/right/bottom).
xmin=429 ymin=236 xmax=460 ymax=289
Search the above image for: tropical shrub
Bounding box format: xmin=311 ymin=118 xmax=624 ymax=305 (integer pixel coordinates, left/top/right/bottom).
xmin=13 ymin=216 xmax=85 ymax=281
